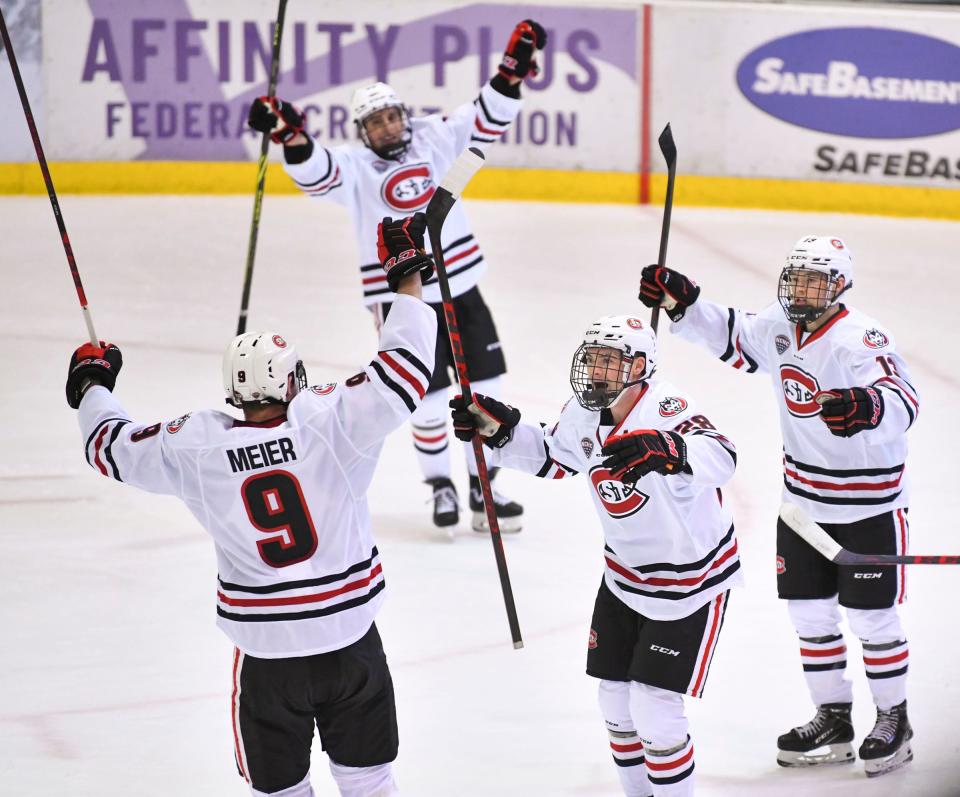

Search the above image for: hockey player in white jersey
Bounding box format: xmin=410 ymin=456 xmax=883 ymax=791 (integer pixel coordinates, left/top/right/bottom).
xmin=451 ymin=315 xmax=741 ymax=796
xmin=67 ymin=216 xmax=438 ymax=797
xmin=639 ymin=237 xmax=918 ymax=778
xmin=246 ymin=20 xmax=548 ymax=534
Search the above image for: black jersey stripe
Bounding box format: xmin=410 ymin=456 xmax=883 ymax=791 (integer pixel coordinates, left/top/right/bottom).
xmin=784 ymin=453 xmax=903 ymax=478
xmin=414 ymin=442 xmax=448 ymax=455
xmin=719 ymin=308 xmax=737 ymax=363
xmin=803 ymin=661 xmax=847 ymax=672
xmin=606 ymin=524 xmax=735 ymax=575
xmin=477 ymin=92 xmax=511 ymax=127
xmin=423 ymin=255 xmax=483 ymax=285
xmin=648 ymin=762 xmax=695 ymax=786
xmin=689 ymin=429 xmax=738 ymax=465
xmin=390 ymin=347 xmax=431 ymax=383
xmin=865 ymin=665 xmax=908 ymax=680
xmin=613 ymin=755 xmax=646 ymax=768
xmin=103 ymin=420 xmax=130 ymax=482
xmin=84 ymin=417 xmax=128 ymax=466
xmin=783 ymin=480 xmax=902 ymax=505
xmin=876 ymin=381 xmax=916 ymax=426
xmin=220 ymin=549 xmax=379 ymax=594
xmin=613 ymin=560 xmax=740 ymax=600
xmin=293 ymin=149 xmax=333 ymax=188
xmin=442 ymin=233 xmax=474 ymax=253
xmin=218 ymin=579 xmax=385 ymax=622
xmin=370 ymin=361 xmax=416 ymax=412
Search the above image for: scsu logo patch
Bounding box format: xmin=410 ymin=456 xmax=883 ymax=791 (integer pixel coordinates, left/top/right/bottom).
xmin=311 ymin=383 xmax=336 ymax=396
xmin=589 ymin=466 xmax=650 ymax=519
xmin=780 ymin=364 xmax=821 ymax=417
xmin=775 ymin=334 xmax=790 ymax=355
xmin=626 ymin=317 xmax=644 ymax=330
xmin=166 ymin=413 xmax=191 ymax=434
xmin=381 ymin=163 xmax=435 ymax=211
xmin=272 ymin=335 xmax=287 ymax=348
xmin=863 ymin=328 xmax=889 ymax=349
xmin=588 ymin=628 xmax=598 ymax=650
xmin=658 ymin=396 xmax=688 ymax=417
xmin=776 ymin=554 xmax=786 ymax=575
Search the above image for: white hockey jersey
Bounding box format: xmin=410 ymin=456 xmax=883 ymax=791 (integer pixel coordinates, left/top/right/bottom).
xmin=490 ymin=379 xmax=742 ymax=621
xmin=672 ymin=300 xmax=920 ymax=523
xmin=77 ymin=295 xmax=436 ymax=658
xmin=283 ymin=81 xmax=521 ymax=306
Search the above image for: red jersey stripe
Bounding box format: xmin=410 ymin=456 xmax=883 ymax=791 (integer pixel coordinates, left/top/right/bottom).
xmin=645 ymin=744 xmax=694 ymax=772
xmin=92 ymin=425 xmax=111 ymax=476
xmin=863 ymin=649 xmax=908 ymax=666
xmin=380 ymin=351 xmax=426 ymax=399
xmin=783 ymin=467 xmax=902 ymax=492
xmin=605 ymin=541 xmax=738 ymax=587
xmin=219 ymin=564 xmax=383 ymax=607
xmin=800 ymin=646 xmax=846 ymax=658
xmin=690 ymin=595 xmax=723 ymax=697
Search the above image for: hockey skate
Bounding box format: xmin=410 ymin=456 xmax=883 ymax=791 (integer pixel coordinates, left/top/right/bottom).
xmin=776 ymin=703 xmax=855 ymax=767
xmin=859 ymin=700 xmax=913 ymax=777
xmin=426 ymin=478 xmax=459 ymax=529
xmin=469 ymin=470 xmax=523 ymax=533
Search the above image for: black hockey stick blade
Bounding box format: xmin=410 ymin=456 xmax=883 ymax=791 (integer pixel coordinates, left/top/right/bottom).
xmin=780 ymin=503 xmax=960 ymax=565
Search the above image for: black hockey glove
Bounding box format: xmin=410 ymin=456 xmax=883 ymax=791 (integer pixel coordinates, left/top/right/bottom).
xmin=601 ymin=429 xmax=688 ymax=483
xmin=247 ymin=96 xmax=305 ymax=144
xmin=499 ymin=20 xmax=548 ymax=81
xmin=66 ymin=341 xmax=123 ymax=409
xmin=817 ymin=387 xmax=884 ymax=437
xmin=450 ymin=393 xmax=521 ymax=449
xmin=638 ymin=265 xmax=701 ymax=322
xmin=377 ymin=214 xmax=435 ymax=292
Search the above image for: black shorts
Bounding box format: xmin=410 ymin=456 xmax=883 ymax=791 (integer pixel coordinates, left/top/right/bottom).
xmin=586 ymin=580 xmax=731 ymax=698
xmin=232 ymin=624 xmax=398 ymax=793
xmin=380 ymin=286 xmax=506 ymax=392
xmin=776 ymin=508 xmax=908 ymax=609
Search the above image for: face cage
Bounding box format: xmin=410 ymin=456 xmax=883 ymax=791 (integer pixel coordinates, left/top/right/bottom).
xmin=356 ymin=106 xmax=412 ymax=160
xmin=778 ymin=267 xmax=844 ymax=325
xmin=570 ymin=344 xmax=637 ymax=411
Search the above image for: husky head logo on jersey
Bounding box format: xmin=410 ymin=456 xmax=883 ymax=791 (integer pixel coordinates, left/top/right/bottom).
xmin=863 ymin=328 xmax=890 ymax=349
xmin=381 ymin=163 xmax=436 ymax=211
xmin=571 ymin=316 xmax=657 ymax=411
xmin=780 ymin=364 xmax=822 ymax=417
xmin=351 ymin=82 xmax=412 ymax=160
xmin=658 ymin=397 xmax=688 ymax=417
xmin=166 ymin=413 xmax=191 ymax=434
xmin=778 ymin=235 xmax=853 ymax=325
xmin=589 ymin=466 xmax=650 ymax=518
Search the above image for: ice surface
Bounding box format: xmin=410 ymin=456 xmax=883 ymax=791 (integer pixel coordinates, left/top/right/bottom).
xmin=1 ymin=194 xmax=957 ymax=796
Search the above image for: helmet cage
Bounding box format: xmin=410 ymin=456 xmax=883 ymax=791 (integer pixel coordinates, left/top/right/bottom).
xmin=570 ymin=344 xmax=648 ymax=411
xmin=778 ymin=266 xmax=848 ymax=325
xmin=355 ymin=105 xmax=412 ymax=160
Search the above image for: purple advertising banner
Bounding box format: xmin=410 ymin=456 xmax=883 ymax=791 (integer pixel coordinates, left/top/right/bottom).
xmin=70 ymin=1 xmax=637 ymax=163
xmin=737 ymin=27 xmax=960 ymax=139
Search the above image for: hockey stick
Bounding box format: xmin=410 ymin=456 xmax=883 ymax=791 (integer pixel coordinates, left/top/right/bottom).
xmin=235 ymin=0 xmax=289 ymax=335
xmin=426 ymin=147 xmax=524 ymax=650
xmin=649 ymin=123 xmax=677 ymax=334
xmin=1 ymin=7 xmax=97 ymax=345
xmin=780 ymin=503 xmax=960 ymax=565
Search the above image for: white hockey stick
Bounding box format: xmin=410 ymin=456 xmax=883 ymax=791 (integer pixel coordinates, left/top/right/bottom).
xmin=780 ymin=503 xmax=960 ymax=565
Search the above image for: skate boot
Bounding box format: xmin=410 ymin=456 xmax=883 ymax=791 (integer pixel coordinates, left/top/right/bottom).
xmin=469 ymin=469 xmax=523 ymax=533
xmin=426 ymin=477 xmax=459 ymax=528
xmin=776 ymin=703 xmax=855 ymax=767
xmin=859 ymin=700 xmax=913 ymax=778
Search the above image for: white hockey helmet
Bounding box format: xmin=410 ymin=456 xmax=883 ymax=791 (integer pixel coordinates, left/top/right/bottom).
xmin=222 ymin=332 xmax=307 ymax=408
xmin=778 ymin=235 xmax=854 ymax=324
xmin=570 ymin=315 xmax=657 ymax=411
xmin=351 ymin=82 xmax=411 ymax=159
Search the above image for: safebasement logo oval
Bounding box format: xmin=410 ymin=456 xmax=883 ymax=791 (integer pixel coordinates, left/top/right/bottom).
xmin=736 ymin=27 xmax=960 ymax=138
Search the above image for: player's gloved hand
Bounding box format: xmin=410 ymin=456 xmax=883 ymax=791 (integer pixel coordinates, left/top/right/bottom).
xmin=816 ymin=387 xmax=884 ymax=437
xmin=247 ymin=96 xmax=305 ymax=144
xmin=638 ymin=265 xmax=701 ymax=322
xmin=450 ymin=393 xmax=521 ymax=449
xmin=66 ymin=341 xmax=123 ymax=409
xmin=499 ymin=20 xmax=548 ymax=81
xmin=601 ymin=429 xmax=688 ymax=483
xmin=377 ymin=214 xmax=435 ymax=291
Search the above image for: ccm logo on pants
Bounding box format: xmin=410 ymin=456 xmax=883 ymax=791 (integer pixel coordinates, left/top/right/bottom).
xmin=854 ymin=572 xmax=883 ymax=579
xmin=650 ymin=645 xmax=680 ymax=656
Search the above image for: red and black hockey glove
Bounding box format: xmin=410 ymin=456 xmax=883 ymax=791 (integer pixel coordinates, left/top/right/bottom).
xmin=450 ymin=393 xmax=521 ymax=449
xmin=817 ymin=387 xmax=884 ymax=437
xmin=377 ymin=214 xmax=435 ymax=292
xmin=247 ymin=96 xmax=305 ymax=144
xmin=601 ymin=429 xmax=688 ymax=483
xmin=66 ymin=341 xmax=123 ymax=409
xmin=638 ymin=265 xmax=700 ymax=322
xmin=499 ymin=20 xmax=548 ymax=81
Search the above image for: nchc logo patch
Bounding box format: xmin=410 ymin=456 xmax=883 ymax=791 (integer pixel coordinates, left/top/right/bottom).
xmin=775 ymin=334 xmax=791 ymax=355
